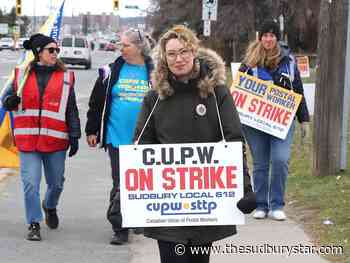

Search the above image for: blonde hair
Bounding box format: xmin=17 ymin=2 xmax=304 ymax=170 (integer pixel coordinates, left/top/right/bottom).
xmin=153 ymin=25 xmax=200 ymax=80
xmin=243 ymin=40 xmax=281 ymax=70
xmin=158 ymin=25 xmax=200 ymax=62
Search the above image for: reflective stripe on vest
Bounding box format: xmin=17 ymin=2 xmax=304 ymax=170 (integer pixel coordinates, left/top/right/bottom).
xmin=13 ymin=127 xmax=68 ymax=139
xmin=15 ymin=72 xmax=70 ymax=121
xmin=13 ymin=70 xmax=73 ymax=151
xmin=14 ymin=71 xmax=71 ymax=121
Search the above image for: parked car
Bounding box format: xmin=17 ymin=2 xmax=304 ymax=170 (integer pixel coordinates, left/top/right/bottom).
xmin=0 ymin=37 xmax=14 ymax=51
xmin=17 ymin=37 xmax=29 ymax=49
xmin=59 ymin=35 xmax=92 ymax=69
xmin=96 ymin=38 xmax=109 ymax=50
xmin=104 ymin=40 xmax=118 ymax=51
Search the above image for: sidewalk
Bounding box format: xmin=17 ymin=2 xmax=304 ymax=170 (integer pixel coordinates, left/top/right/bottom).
xmin=0 ymin=160 xmax=331 ymax=263
xmin=0 ymin=168 xmax=18 ymax=187
xmin=0 ymin=167 xmax=331 ymax=263
xmin=0 ymin=168 xmax=18 ymax=182
xmin=129 ymin=216 xmax=330 ymax=263
xmin=0 ymin=166 xmax=330 ymax=263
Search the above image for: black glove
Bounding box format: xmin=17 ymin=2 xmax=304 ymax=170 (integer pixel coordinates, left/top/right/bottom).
xmin=68 ymin=137 xmax=79 ymax=157
xmin=274 ymin=73 xmax=292 ymax=90
xmin=237 ymin=191 xmax=257 ymax=214
xmin=3 ymin=95 xmax=21 ymax=111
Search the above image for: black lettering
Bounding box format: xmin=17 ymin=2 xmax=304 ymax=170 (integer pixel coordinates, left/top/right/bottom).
xmin=161 ymin=147 xmax=174 ymax=165
xmin=181 ymin=147 xmax=194 ymax=164
xmin=197 ymin=146 xmax=214 ymax=164
xmin=239 ymin=75 xmax=246 ymax=86
xmin=143 ymin=148 xmax=155 ymax=165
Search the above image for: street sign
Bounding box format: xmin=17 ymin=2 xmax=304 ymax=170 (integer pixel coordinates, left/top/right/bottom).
xmin=203 ymin=20 xmax=211 ymax=36
xmin=279 ymin=15 xmax=284 ymax=32
xmin=125 ymin=5 xmax=139 ymax=9
xmin=202 ymin=0 xmax=218 ymax=21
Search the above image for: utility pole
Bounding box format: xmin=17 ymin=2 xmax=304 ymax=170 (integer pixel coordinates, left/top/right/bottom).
xmin=33 ymin=0 xmax=37 ymax=33
xmin=313 ymin=0 xmax=349 ymax=176
xmin=341 ymin=0 xmax=350 ymax=170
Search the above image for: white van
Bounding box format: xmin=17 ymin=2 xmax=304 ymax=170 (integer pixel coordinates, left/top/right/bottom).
xmin=59 ymin=36 xmax=92 ymax=69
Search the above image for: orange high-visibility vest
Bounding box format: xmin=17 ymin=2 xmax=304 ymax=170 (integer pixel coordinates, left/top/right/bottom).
xmin=13 ymin=67 xmax=74 ymax=152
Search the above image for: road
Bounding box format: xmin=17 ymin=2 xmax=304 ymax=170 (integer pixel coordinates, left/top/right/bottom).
xmin=0 ymin=49 xmax=134 ymax=263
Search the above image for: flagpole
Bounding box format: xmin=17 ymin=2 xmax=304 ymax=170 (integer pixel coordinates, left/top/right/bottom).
xmin=15 ymin=0 xmax=66 ymax=99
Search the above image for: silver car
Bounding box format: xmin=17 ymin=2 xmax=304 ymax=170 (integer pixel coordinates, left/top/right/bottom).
xmin=0 ymin=37 xmax=14 ymax=51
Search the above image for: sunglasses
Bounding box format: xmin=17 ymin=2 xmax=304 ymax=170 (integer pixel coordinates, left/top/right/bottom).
xmin=44 ymin=47 xmax=60 ymax=54
xmin=130 ymin=28 xmax=143 ymax=42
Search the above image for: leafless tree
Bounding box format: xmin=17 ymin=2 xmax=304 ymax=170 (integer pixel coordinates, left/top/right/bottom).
xmin=147 ymin=0 xmax=320 ymax=63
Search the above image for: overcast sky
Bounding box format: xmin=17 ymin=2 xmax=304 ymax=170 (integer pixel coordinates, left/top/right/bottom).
xmin=1 ymin=0 xmax=150 ymax=17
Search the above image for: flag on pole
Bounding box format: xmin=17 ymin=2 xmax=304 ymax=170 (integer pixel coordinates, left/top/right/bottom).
xmin=0 ymin=0 xmax=66 ymax=169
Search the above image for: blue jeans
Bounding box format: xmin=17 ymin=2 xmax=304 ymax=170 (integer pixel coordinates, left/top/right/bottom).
xmin=19 ymin=151 xmax=66 ymax=224
xmin=243 ymin=122 xmax=295 ymax=211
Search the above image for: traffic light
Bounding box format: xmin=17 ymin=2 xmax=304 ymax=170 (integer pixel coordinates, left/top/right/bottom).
xmin=113 ymin=0 xmax=119 ymax=10
xmin=16 ymin=0 xmax=21 ymax=16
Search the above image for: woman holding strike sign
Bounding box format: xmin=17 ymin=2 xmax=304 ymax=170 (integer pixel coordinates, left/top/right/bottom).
xmin=239 ymin=20 xmax=310 ymax=221
xmin=134 ymin=25 xmax=256 ymax=263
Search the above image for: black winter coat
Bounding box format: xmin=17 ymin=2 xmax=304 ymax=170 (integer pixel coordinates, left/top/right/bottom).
xmin=85 ymin=56 xmax=153 ymax=148
xmin=134 ymin=48 xmax=252 ymax=245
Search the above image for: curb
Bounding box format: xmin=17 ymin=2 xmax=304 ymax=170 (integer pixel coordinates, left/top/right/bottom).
xmin=0 ymin=174 xmax=8 ymax=182
xmin=0 ymin=168 xmax=18 ymax=182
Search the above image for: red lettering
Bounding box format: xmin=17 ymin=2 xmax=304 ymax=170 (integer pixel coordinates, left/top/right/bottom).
xmin=161 ymin=166 xmax=241 ymax=190
xmin=203 ymin=167 xmax=210 ymax=189
xmin=231 ymin=90 xmax=239 ymax=102
xmin=210 ymin=166 xmax=225 ymax=189
xmin=125 ymin=169 xmax=138 ymax=191
xmin=189 ymin=167 xmax=203 ymax=189
xmin=232 ymin=91 xmax=247 ymax=108
xmin=272 ymin=107 xmax=285 ymax=124
xmin=226 ymin=166 xmax=237 ymax=188
xmin=256 ymin=100 xmax=266 ymax=115
xmin=125 ymin=169 xmax=154 ymax=191
xmin=138 ymin=168 xmax=154 ymax=190
xmin=176 ymin=167 xmax=188 ymax=190
xmin=262 ymin=103 xmax=273 ymax=118
xmin=162 ymin=168 xmax=176 ymax=190
xmin=248 ymin=98 xmax=258 ymax=112
xmin=268 ymin=106 xmax=277 ymax=121
xmin=282 ymin=111 xmax=292 ymax=126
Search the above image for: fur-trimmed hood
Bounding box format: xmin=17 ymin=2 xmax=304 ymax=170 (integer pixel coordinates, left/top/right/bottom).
xmin=151 ymin=47 xmax=226 ymax=99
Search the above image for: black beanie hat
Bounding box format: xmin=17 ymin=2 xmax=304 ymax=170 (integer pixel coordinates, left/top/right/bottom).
xmin=259 ymin=20 xmax=280 ymax=41
xmin=23 ymin=33 xmax=56 ymax=57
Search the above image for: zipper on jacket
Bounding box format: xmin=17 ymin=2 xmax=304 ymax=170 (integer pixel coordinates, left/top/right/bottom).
xmin=36 ymin=95 xmax=43 ymax=152
xmin=100 ymin=72 xmax=112 ymax=147
xmin=38 ymin=96 xmax=43 ymax=135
